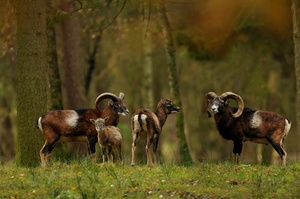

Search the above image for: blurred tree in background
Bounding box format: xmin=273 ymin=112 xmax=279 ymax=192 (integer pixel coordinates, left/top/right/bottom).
xmin=0 ymin=0 xmax=298 ymax=165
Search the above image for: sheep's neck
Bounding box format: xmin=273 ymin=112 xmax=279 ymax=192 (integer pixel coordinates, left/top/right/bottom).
xmin=155 ymin=106 xmax=168 ymax=128
xmin=101 ymin=107 xmax=120 ymax=126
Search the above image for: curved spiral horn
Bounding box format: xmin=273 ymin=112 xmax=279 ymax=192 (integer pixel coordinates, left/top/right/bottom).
xmin=219 ymin=92 xmax=244 ymax=118
xmin=94 ymin=92 xmax=119 ymax=111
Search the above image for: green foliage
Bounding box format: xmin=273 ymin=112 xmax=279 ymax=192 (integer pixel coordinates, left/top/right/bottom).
xmin=0 ymin=161 xmax=299 ymax=198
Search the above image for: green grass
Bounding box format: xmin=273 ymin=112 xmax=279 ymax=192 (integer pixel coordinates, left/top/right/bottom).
xmin=0 ymin=160 xmax=299 ymax=198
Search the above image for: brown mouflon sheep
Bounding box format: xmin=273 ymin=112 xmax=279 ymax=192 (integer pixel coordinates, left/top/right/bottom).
xmin=131 ymin=98 xmax=180 ymax=166
xmin=37 ymin=92 xmax=129 ymax=167
xmin=90 ymin=117 xmax=123 ymax=163
xmin=206 ymin=91 xmax=291 ymax=166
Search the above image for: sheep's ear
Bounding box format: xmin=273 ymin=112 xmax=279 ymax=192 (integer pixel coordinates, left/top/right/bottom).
xmin=90 ymin=119 xmax=95 ymax=124
xmin=104 ymin=116 xmax=109 ymax=121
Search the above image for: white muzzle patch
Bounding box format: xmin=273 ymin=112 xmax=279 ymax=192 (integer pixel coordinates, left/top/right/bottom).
xmin=211 ymin=104 xmax=219 ymax=113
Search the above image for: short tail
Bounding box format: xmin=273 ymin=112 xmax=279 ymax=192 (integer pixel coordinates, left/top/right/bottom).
xmin=284 ymin=119 xmax=291 ymax=137
xmin=37 ymin=117 xmax=43 ymax=131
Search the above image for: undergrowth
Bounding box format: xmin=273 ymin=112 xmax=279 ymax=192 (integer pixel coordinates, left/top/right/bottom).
xmin=0 ymin=160 xmax=299 ymax=198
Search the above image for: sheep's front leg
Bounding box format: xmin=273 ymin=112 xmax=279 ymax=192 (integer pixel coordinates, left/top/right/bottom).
xmin=88 ymin=137 xmax=97 ymax=162
xmin=108 ymin=147 xmax=114 ymax=162
xmin=233 ymin=139 xmax=243 ymax=164
xmin=117 ymin=144 xmax=122 ymax=162
xmin=101 ymin=146 xmax=107 ymax=163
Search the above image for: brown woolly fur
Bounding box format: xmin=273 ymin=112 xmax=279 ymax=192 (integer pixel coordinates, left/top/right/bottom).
xmin=131 ymin=98 xmax=180 ymax=166
xmin=206 ymin=91 xmax=291 ymax=166
xmin=90 ymin=117 xmax=123 ymax=163
xmin=37 ymin=92 xmax=129 ymax=167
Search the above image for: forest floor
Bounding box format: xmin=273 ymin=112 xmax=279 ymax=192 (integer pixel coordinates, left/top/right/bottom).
xmin=0 ymin=160 xmax=299 ymax=198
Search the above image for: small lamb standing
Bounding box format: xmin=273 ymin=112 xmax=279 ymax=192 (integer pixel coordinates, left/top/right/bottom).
xmin=206 ymin=91 xmax=291 ymax=166
xmin=131 ymin=98 xmax=180 ymax=166
xmin=90 ymin=117 xmax=123 ymax=163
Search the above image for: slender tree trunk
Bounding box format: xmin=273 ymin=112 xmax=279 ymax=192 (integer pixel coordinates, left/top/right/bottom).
xmin=85 ymin=0 xmax=113 ymax=95
xmin=46 ymin=0 xmax=63 ymax=110
xmin=0 ymin=99 xmax=15 ymax=164
xmin=291 ymin=0 xmax=300 ymax=155
xmin=143 ymin=33 xmax=154 ymax=109
xmin=157 ymin=2 xmax=192 ymax=164
xmin=13 ymin=0 xmax=48 ymax=167
xmin=142 ymin=0 xmax=154 ymax=109
xmin=60 ymin=0 xmax=87 ymax=157
xmin=0 ymin=0 xmax=16 ymax=164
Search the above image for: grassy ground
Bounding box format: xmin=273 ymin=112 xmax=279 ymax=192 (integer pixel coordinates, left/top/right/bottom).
xmin=0 ymin=160 xmax=299 ymax=199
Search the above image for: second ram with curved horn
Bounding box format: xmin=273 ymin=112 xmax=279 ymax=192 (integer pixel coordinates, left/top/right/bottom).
xmin=206 ymin=91 xmax=291 ymax=166
xmin=37 ymin=92 xmax=129 ymax=167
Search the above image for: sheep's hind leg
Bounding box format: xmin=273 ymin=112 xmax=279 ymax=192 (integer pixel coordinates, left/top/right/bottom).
xmin=131 ymin=132 xmax=139 ymax=166
xmin=145 ymin=137 xmax=154 ymax=166
xmin=268 ymin=139 xmax=287 ymax=166
xmin=153 ymin=136 xmax=160 ymax=165
xmin=40 ymin=140 xmax=58 ymax=167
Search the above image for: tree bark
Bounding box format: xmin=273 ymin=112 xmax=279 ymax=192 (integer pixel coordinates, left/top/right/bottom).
xmin=60 ymin=0 xmax=87 ymax=157
xmin=60 ymin=0 xmax=86 ymax=109
xmin=291 ymin=0 xmax=300 ymax=154
xmin=46 ymin=0 xmax=63 ymax=110
xmin=13 ymin=0 xmax=48 ymax=167
xmin=0 ymin=0 xmax=16 ymax=164
xmin=157 ymin=2 xmax=192 ymax=164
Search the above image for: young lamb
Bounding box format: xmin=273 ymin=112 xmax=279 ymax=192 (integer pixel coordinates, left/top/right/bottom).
xmin=90 ymin=117 xmax=123 ymax=163
xmin=206 ymin=91 xmax=291 ymax=166
xmin=131 ymin=98 xmax=180 ymax=166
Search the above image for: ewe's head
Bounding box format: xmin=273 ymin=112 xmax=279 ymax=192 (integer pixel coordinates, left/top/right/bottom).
xmin=90 ymin=117 xmax=109 ymax=131
xmin=160 ymin=98 xmax=181 ymax=114
xmin=206 ymin=92 xmax=244 ymax=118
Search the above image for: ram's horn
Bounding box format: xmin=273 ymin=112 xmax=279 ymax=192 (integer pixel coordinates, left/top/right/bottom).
xmin=94 ymin=92 xmax=119 ymax=111
xmin=219 ymin=92 xmax=244 ymax=118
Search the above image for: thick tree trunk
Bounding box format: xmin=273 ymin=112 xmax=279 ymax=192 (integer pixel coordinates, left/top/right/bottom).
xmin=157 ymin=2 xmax=192 ymax=164
xmin=13 ymin=0 xmax=48 ymax=167
xmin=291 ymin=0 xmax=300 ymax=154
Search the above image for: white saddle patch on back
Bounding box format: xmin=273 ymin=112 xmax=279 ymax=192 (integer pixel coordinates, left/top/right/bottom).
xmin=65 ymin=111 xmax=79 ymax=128
xmin=250 ymin=112 xmax=261 ymax=129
